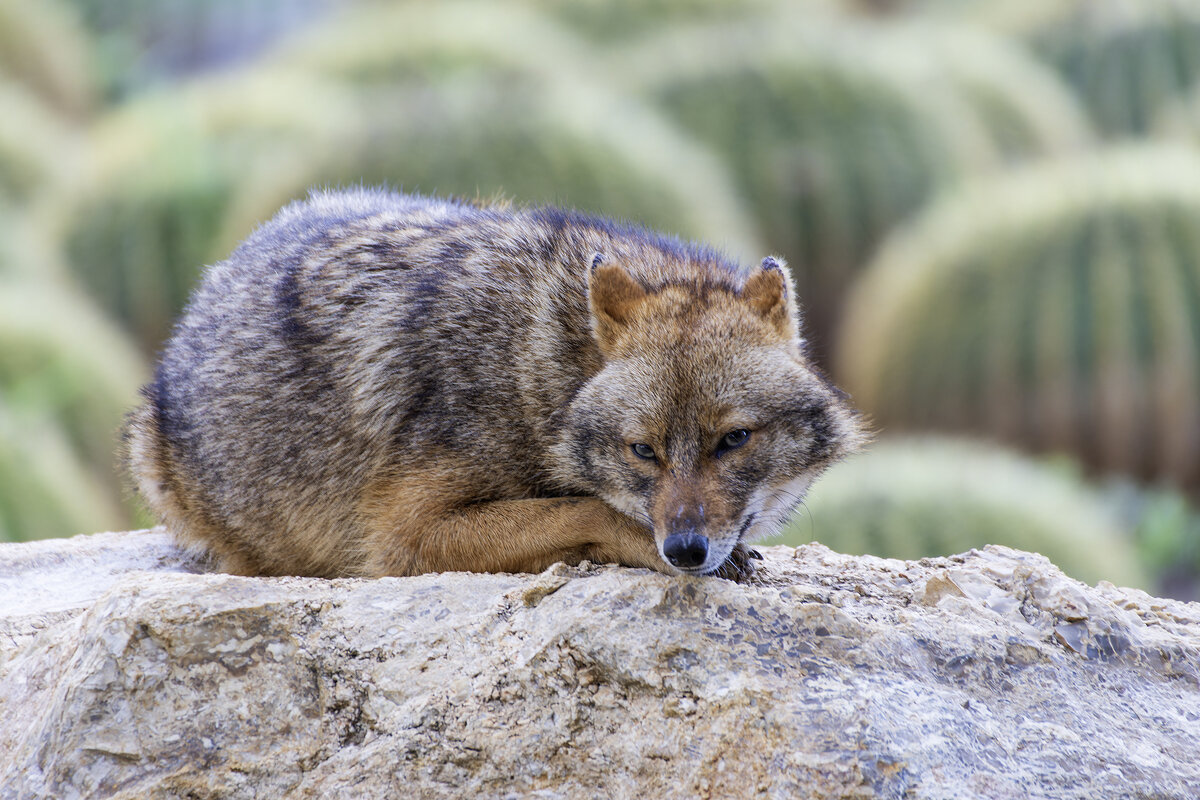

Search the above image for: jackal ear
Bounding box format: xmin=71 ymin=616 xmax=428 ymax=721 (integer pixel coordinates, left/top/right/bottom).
xmin=588 ymin=256 xmax=648 ymax=351
xmin=743 ymin=256 xmax=800 ymax=339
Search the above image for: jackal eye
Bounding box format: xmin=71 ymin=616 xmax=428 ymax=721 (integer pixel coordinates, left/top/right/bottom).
xmin=718 ymin=429 xmax=751 ymax=453
xmin=631 ymin=442 xmax=656 ymax=460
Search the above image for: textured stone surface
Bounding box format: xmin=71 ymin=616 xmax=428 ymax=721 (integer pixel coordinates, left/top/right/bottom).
xmin=1 ymin=529 xmax=1198 ymax=799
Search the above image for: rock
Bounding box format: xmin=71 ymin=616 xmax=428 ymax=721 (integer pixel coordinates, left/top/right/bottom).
xmin=1 ymin=529 xmax=1198 ymax=799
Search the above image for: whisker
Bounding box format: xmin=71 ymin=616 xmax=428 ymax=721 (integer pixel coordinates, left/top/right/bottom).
xmin=800 ymin=499 xmax=815 ymax=542
xmin=741 ymin=491 xmax=817 ymax=543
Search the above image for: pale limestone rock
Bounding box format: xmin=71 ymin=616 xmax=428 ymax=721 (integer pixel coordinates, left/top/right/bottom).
xmin=1 ymin=529 xmax=1198 ymax=799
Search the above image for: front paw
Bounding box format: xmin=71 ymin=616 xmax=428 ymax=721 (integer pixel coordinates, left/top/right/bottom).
xmin=711 ymin=543 xmax=761 ymax=582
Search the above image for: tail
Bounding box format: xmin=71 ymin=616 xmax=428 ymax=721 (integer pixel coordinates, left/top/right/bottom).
xmin=121 ymin=395 xmax=251 ymax=573
xmin=122 ymin=397 xmax=178 ymax=530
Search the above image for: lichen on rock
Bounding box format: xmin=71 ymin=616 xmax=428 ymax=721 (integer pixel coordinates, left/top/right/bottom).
xmin=1 ymin=529 xmax=1198 ymax=799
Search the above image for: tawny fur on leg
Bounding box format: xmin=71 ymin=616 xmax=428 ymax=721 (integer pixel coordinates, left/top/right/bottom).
xmin=359 ymin=471 xmax=668 ymax=576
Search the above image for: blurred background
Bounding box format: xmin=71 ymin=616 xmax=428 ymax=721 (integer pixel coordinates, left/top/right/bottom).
xmin=3 ymin=0 xmax=1200 ymax=599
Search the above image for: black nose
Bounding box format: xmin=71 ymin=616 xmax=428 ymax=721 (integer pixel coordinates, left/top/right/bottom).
xmin=663 ymin=533 xmax=708 ymax=569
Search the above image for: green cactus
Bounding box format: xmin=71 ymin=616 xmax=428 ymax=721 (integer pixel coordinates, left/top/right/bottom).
xmin=0 ymin=400 xmax=125 ymax=542
xmin=58 ymin=0 xmax=330 ymax=101
xmin=0 ymin=0 xmax=94 ymax=118
xmin=58 ymin=1 xmax=767 ymax=353
xmin=897 ymin=23 xmax=1094 ymax=161
xmin=221 ymin=77 xmax=762 ymax=267
xmin=1122 ymin=486 xmax=1200 ymax=598
xmin=839 ymin=144 xmax=1200 ymax=495
xmin=620 ymin=14 xmax=1090 ymax=357
xmin=974 ymin=0 xmax=1200 ymax=138
xmin=780 ymin=437 xmax=1150 ymax=589
xmin=0 ymin=278 xmax=146 ymax=481
xmin=50 ymin=71 xmax=356 ymax=352
xmin=252 ymin=0 xmax=762 ymax=258
xmin=520 ymin=0 xmax=779 ymax=41
xmin=0 ymin=220 xmax=146 ymax=540
xmin=0 ymin=81 xmax=76 ymax=209
xmin=266 ymin=0 xmax=579 ymax=86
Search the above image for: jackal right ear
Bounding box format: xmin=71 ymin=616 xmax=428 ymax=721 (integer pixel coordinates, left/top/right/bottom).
xmin=743 ymin=256 xmax=801 ymax=341
xmin=588 ymin=255 xmax=647 ymax=352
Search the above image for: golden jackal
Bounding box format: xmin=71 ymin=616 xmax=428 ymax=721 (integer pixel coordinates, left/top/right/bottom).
xmin=126 ymin=189 xmax=862 ymax=580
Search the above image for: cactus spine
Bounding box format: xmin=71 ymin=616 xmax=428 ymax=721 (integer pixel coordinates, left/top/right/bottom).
xmin=839 ymin=145 xmax=1200 ymax=494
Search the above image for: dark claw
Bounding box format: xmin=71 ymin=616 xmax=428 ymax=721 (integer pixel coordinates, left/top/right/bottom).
xmin=711 ymin=543 xmax=758 ymax=582
xmin=748 ymin=548 xmax=763 ymax=560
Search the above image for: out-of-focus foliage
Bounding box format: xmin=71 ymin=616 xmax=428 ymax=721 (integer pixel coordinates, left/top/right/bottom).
xmin=248 ymin=1 xmax=762 ymax=261
xmin=840 ymin=145 xmax=1200 ymax=494
xmin=618 ymin=14 xmax=1090 ymax=354
xmin=54 ymin=2 xmax=763 ymax=352
xmin=869 ymin=0 xmax=1200 ymax=139
xmin=0 ymin=280 xmax=146 ymax=482
xmin=0 ymin=219 xmax=143 ymax=540
xmin=0 ymin=402 xmax=123 ymax=542
xmin=58 ymin=0 xmax=336 ymax=100
xmin=0 ymin=81 xmax=76 ymax=208
xmin=2 ymin=0 xmax=1199 ymax=600
xmin=1016 ymin=0 xmax=1200 ymax=138
xmin=525 ymin=0 xmax=792 ymax=42
xmin=1123 ymin=487 xmax=1200 ymax=598
xmin=782 ymin=437 xmax=1150 ymax=589
xmin=51 ymin=71 xmax=357 ymax=351
xmin=0 ymin=0 xmax=95 ymax=117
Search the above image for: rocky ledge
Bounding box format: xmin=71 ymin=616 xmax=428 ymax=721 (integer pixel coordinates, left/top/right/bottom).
xmin=1 ymin=529 xmax=1198 ymax=799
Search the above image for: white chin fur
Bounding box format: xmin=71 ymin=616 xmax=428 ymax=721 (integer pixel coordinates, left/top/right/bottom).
xmin=698 ymin=536 xmax=738 ymax=574
xmin=741 ymin=474 xmax=815 ymax=542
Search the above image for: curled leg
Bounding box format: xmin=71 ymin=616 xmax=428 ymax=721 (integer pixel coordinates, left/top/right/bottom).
xmin=359 ymin=472 xmax=669 ymax=577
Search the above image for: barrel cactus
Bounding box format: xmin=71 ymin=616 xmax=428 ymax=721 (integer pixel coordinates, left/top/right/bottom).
xmin=0 ymin=81 xmax=75 ymax=209
xmin=58 ymin=0 xmax=328 ymax=100
xmin=1003 ymin=0 xmax=1200 ymax=138
xmin=50 ymin=71 xmax=356 ymax=352
xmin=839 ymin=144 xmax=1200 ymax=494
xmin=59 ymin=1 xmax=764 ymax=353
xmin=0 ymin=279 xmax=146 ymax=482
xmin=229 ymin=0 xmax=762 ymax=261
xmin=0 ymin=401 xmax=125 ymax=543
xmin=0 ymin=224 xmax=146 ymax=540
xmin=222 ymin=77 xmax=761 ymax=266
xmin=885 ymin=23 xmax=1094 ymax=161
xmin=265 ymin=0 xmax=584 ymax=85
xmin=622 ymin=14 xmax=1089 ymax=357
xmin=0 ymin=0 xmax=94 ymax=118
xmin=520 ymin=0 xmax=781 ymax=41
xmin=1123 ymin=486 xmax=1200 ymax=599
xmin=781 ymin=437 xmax=1150 ymax=589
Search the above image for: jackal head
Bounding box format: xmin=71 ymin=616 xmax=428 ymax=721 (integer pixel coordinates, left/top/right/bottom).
xmin=554 ymin=255 xmax=864 ymax=576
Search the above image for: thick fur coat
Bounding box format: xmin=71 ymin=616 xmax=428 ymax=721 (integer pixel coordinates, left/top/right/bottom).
xmin=126 ymin=189 xmax=862 ymax=579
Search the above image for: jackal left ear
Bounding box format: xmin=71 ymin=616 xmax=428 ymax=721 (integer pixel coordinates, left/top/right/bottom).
xmin=743 ymin=256 xmax=800 ymax=339
xmin=588 ymin=255 xmax=648 ymax=353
